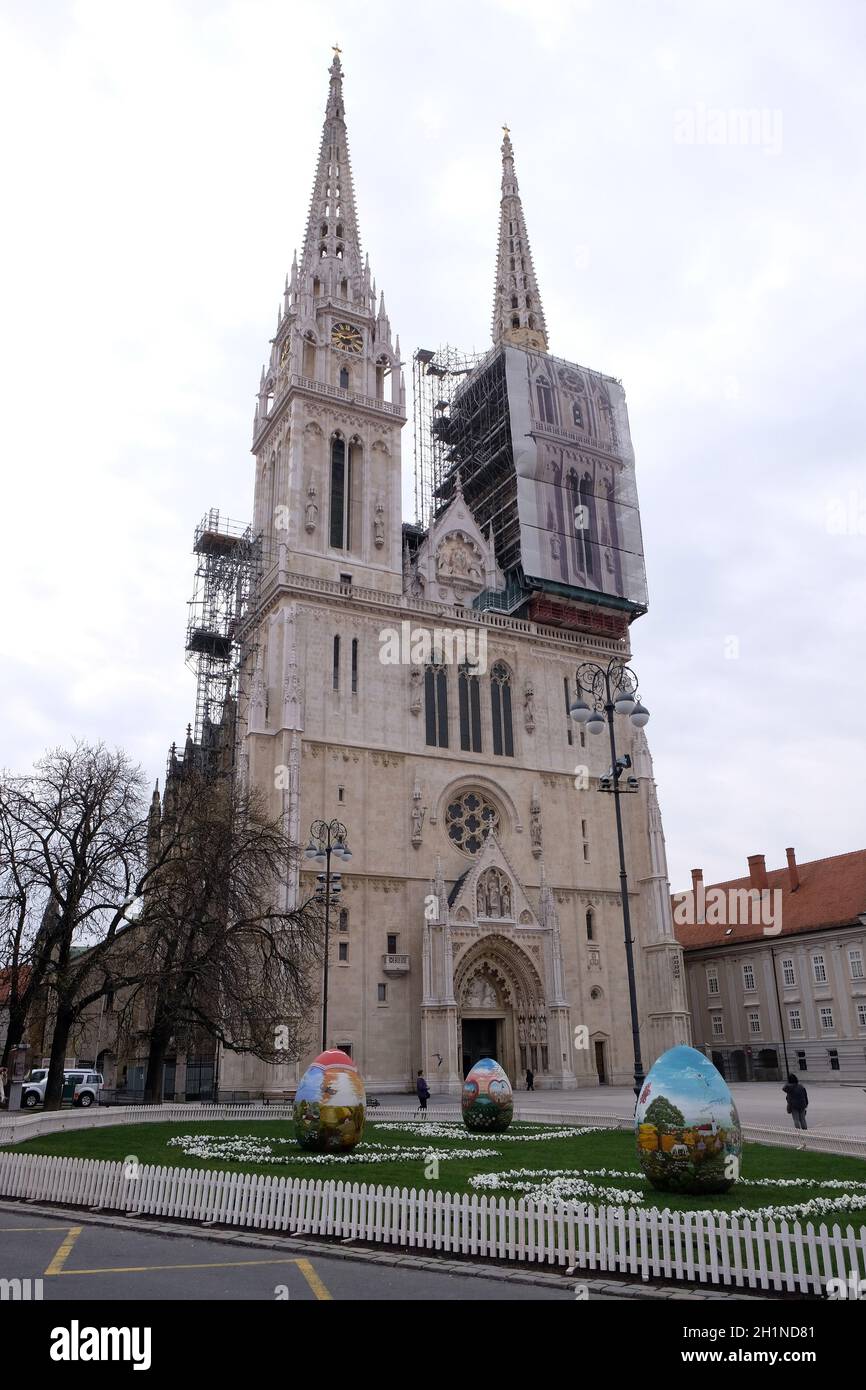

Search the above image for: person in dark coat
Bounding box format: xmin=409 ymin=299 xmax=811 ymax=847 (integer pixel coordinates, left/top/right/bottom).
xmin=416 ymin=1070 xmax=430 ymax=1112
xmin=525 ymin=1068 xmax=535 ymax=1091
xmin=783 ymin=1073 xmax=809 ymax=1130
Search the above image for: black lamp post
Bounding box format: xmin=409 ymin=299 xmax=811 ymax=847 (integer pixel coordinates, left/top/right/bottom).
xmin=304 ymin=819 xmax=352 ymax=1051
xmin=570 ymin=659 xmax=650 ymax=1098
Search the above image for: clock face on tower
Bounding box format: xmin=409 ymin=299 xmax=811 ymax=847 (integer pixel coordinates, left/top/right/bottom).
xmin=331 ymin=322 xmax=363 ymax=353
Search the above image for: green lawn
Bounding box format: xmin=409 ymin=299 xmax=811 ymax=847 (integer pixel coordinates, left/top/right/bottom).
xmin=4 ymin=1119 xmax=866 ymax=1225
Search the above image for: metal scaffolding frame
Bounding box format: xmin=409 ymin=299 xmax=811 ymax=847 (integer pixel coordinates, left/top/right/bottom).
xmin=182 ymin=509 xmax=263 ymax=774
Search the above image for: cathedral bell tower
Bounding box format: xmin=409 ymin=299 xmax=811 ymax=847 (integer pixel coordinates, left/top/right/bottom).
xmin=251 ymin=50 xmax=406 ymax=594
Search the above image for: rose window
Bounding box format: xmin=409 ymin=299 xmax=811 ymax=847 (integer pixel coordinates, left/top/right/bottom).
xmin=445 ymin=790 xmax=500 ymax=856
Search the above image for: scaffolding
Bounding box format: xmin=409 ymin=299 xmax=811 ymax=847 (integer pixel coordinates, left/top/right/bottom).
xmin=183 ymin=509 xmax=263 ymax=772
xmin=412 ymin=344 xmax=490 ymax=529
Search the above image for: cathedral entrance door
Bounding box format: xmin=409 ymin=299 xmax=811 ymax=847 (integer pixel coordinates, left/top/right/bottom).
xmin=461 ymin=1018 xmax=500 ymax=1077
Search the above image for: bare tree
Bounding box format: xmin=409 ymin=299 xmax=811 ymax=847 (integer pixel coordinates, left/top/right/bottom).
xmin=0 ymin=743 xmax=153 ymax=1108
xmin=131 ymin=770 xmax=322 ymax=1103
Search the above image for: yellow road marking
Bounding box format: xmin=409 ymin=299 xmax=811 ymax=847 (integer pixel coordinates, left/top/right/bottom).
xmin=295 ymin=1257 xmax=333 ymax=1300
xmin=45 ymin=1226 xmax=83 ymax=1276
xmin=0 ymin=1226 xmax=74 ymax=1233
xmin=52 ymin=1255 xmax=327 ymax=1281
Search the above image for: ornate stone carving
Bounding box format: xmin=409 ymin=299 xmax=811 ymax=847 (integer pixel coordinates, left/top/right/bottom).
xmin=475 ymin=867 xmax=513 ymax=920
xmin=523 ymin=681 xmax=535 ymax=734
xmin=304 ymin=484 xmax=319 ymax=533
xmin=409 ymin=666 xmax=422 ymax=714
xmin=529 ymin=787 xmax=543 ymax=859
xmin=411 ymin=778 xmax=426 ymax=847
xmin=373 ymin=501 xmax=385 ymax=548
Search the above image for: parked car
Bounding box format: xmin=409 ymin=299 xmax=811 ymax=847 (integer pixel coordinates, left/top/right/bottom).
xmin=21 ymin=1069 xmax=103 ymax=1109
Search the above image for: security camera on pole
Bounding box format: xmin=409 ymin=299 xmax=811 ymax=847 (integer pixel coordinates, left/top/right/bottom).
xmin=570 ymin=659 xmax=650 ymax=1098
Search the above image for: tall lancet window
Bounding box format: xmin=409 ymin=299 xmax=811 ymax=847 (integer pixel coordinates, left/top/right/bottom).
xmin=424 ymin=663 xmax=449 ymax=748
xmin=458 ymin=664 xmax=482 ymax=752
xmin=536 ymin=376 xmax=555 ymax=424
xmin=490 ymin=663 xmax=514 ymax=757
xmin=329 ymin=433 xmax=351 ymax=550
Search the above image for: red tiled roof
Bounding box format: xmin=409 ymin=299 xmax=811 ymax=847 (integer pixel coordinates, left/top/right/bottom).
xmin=672 ymin=849 xmax=866 ymax=951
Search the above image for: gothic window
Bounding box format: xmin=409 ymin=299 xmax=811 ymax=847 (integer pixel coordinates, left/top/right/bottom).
xmin=572 ymin=401 xmax=583 ymax=428
xmin=445 ymin=789 xmax=500 ymax=855
xmin=578 ymin=473 xmax=595 ymax=576
xmin=340 ymin=278 xmax=348 ymax=298
xmin=512 ymin=316 xmax=520 ymax=329
xmin=586 ymin=908 xmax=594 ymax=941
xmin=339 ymin=366 xmax=349 ymax=390
xmin=511 ymin=295 xmax=518 ymax=308
xmin=424 ymin=664 xmax=449 ymax=748
xmin=526 ymin=295 xmax=533 ymax=309
xmin=490 ymin=662 xmax=514 ymax=757
xmin=351 ymin=638 xmax=358 ymax=694
xmin=320 ymin=245 xmax=327 ymax=258
xmin=338 ymin=908 xmax=349 ymax=932
xmin=329 ymin=434 xmax=351 ymax=549
xmin=563 ymin=677 xmax=573 ymax=746
xmin=320 ymin=222 xmax=328 ymax=236
xmin=336 ymin=224 xmax=343 ymax=239
xmin=528 ymin=315 xmax=535 ymax=329
xmin=336 ymin=244 xmax=344 ymax=259
xmin=312 ymin=279 xmax=321 ymax=298
xmin=536 ymin=376 xmax=555 ymax=424
xmin=458 ymin=665 xmax=482 ymax=752
xmin=332 ymin=635 xmax=340 ymax=691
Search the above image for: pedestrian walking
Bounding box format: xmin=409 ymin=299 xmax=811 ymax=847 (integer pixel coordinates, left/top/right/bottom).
xmin=525 ymin=1068 xmax=534 ymax=1092
xmin=783 ymin=1072 xmax=809 ymax=1137
xmin=416 ymin=1069 xmax=430 ymax=1113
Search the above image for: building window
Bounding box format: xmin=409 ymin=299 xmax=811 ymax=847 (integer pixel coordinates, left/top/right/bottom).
xmin=387 ymin=933 xmax=398 ymax=955
xmin=424 ymin=664 xmax=449 ymax=748
xmin=572 ymin=401 xmax=583 ymax=428
xmin=788 ymin=1008 xmax=802 ymax=1031
xmin=337 ymin=1043 xmax=352 ymax=1058
xmin=338 ymin=785 xmax=345 ymax=803
xmin=338 ymin=941 xmax=349 ymax=963
xmin=458 ymin=665 xmax=482 ymax=752
xmin=444 ymin=788 xmax=500 ymax=856
xmin=828 ymin=1048 xmax=840 ymax=1071
xmin=782 ymin=957 xmax=796 ymax=987
xmin=812 ymin=954 xmax=827 ymax=985
xmin=819 ymin=1006 xmax=835 ymax=1031
xmin=339 ymin=366 xmax=349 ymax=390
xmin=377 ymin=983 xmax=387 ymax=1004
xmin=748 ymin=1011 xmax=761 ymax=1035
xmin=743 ymin=963 xmax=756 ymax=992
xmin=329 ymin=435 xmax=350 ymax=549
xmin=564 ymin=677 xmax=573 ymax=745
xmin=581 ymin=820 xmax=590 ymax=863
xmin=490 ymin=663 xmax=514 ymax=757
xmin=338 ymin=909 xmax=349 ymax=932
xmin=706 ymin=967 xmax=719 ymax=996
xmin=536 ymin=375 xmax=555 ymax=424
xmin=332 ymin=635 xmax=340 ymax=691
xmin=351 ymin=638 xmax=358 ymax=694
xmin=796 ymin=1050 xmax=807 ymax=1070
xmin=857 ymin=1003 xmax=866 ymax=1028
xmin=585 ymin=909 xmax=594 ymax=941
xmin=849 ymin=947 xmax=864 ymax=981
xmin=711 ymin=1012 xmax=724 ymax=1038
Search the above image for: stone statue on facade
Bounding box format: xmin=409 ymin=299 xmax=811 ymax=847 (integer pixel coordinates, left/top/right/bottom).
xmin=305 ymin=485 xmax=318 ymax=533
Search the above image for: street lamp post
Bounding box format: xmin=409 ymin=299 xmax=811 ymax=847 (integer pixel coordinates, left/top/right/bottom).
xmin=570 ymin=659 xmax=650 ymax=1098
xmin=304 ymin=819 xmax=352 ymax=1052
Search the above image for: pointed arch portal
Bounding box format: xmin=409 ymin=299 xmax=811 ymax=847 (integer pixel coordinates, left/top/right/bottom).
xmin=454 ymin=933 xmax=548 ymax=1082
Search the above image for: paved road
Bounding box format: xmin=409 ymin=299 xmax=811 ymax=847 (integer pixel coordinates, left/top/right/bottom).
xmin=0 ymin=1210 xmax=585 ymax=1301
xmin=383 ymin=1083 xmax=866 ymax=1136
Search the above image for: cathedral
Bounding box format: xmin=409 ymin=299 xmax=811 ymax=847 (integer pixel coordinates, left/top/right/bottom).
xmin=210 ymin=51 xmax=690 ymax=1095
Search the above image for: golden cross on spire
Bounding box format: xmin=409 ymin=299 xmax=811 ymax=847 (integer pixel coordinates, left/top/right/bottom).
xmin=333 ymin=43 xmax=342 ymax=56
xmin=502 ymin=123 xmax=510 ymax=135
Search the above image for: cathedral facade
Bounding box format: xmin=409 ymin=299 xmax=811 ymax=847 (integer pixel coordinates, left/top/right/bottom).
xmin=218 ymin=53 xmax=690 ymax=1096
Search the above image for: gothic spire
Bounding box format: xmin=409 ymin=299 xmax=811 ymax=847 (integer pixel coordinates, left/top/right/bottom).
xmin=491 ymin=126 xmax=548 ymax=353
xmin=299 ymin=48 xmax=363 ymax=287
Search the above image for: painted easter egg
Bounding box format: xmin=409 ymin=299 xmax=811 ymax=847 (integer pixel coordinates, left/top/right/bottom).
xmin=293 ymin=1049 xmax=366 ymax=1151
xmin=635 ymin=1045 xmax=741 ymax=1193
xmin=462 ymin=1057 xmax=514 ymax=1132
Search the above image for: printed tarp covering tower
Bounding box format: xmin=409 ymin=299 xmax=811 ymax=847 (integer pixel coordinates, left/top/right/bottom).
xmin=417 ymin=129 xmax=648 ymax=635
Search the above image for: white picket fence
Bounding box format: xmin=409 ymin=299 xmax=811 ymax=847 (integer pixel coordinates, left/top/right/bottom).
xmin=0 ymin=1149 xmax=863 ymax=1294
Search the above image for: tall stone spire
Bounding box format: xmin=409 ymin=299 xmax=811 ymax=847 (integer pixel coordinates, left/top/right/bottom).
xmin=298 ymin=48 xmax=364 ymax=288
xmin=491 ymin=126 xmax=548 ymax=353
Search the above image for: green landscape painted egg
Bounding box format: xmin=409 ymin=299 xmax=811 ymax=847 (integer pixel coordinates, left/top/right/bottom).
xmin=462 ymin=1057 xmax=514 ymax=1132
xmin=293 ymin=1049 xmax=366 ymax=1152
xmin=635 ymin=1045 xmax=741 ymax=1193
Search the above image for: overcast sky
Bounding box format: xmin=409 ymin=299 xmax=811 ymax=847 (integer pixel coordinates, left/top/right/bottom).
xmin=1 ymin=0 xmax=864 ymax=891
